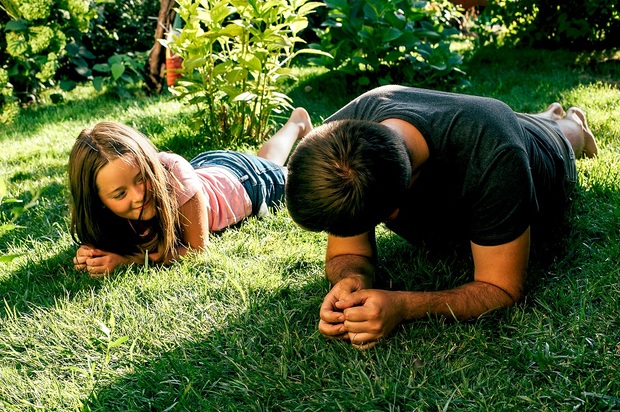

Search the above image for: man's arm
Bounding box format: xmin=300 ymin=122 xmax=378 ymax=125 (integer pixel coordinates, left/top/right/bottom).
xmin=318 ymin=231 xmax=377 ymax=340
xmin=325 ymin=231 xmax=377 ymax=286
xmin=338 ymin=228 xmax=530 ymax=348
xmin=396 ymin=227 xmax=529 ymax=320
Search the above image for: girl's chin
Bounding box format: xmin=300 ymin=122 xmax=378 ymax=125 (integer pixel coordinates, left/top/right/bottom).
xmin=136 ymin=206 xmax=156 ymax=221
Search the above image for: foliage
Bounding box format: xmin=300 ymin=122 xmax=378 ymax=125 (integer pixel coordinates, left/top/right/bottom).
xmin=475 ymin=0 xmax=620 ymax=50
xmin=0 ymin=0 xmax=96 ymax=101
xmin=0 ymin=0 xmax=158 ymax=122
xmin=86 ymin=0 xmax=160 ymax=57
xmin=166 ymin=0 xmax=330 ymax=147
xmin=58 ymin=0 xmax=159 ymax=98
xmin=69 ymin=50 xmax=147 ymax=99
xmin=309 ymin=0 xmax=468 ymax=90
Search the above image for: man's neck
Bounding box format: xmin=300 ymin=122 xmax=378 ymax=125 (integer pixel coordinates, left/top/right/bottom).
xmin=379 ymin=118 xmax=429 ymax=186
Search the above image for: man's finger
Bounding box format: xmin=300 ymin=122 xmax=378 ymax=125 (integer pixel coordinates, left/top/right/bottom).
xmin=342 ymin=305 xmax=372 ymax=323
xmin=335 ymin=290 xmax=368 ymax=310
xmin=318 ymin=320 xmax=348 ymax=339
xmin=319 ymin=307 xmax=344 ymax=323
xmin=349 ymin=331 xmax=377 ymax=348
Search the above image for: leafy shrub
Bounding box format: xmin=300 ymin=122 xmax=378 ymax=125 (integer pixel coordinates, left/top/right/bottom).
xmin=309 ymin=0 xmax=468 ymax=90
xmin=86 ymin=0 xmax=160 ymax=57
xmin=61 ymin=0 xmax=158 ymax=96
xmin=0 ymin=0 xmax=96 ymax=101
xmin=0 ymin=0 xmax=158 ymax=120
xmin=476 ymin=0 xmax=620 ymax=50
xmin=166 ymin=0 xmax=329 ymax=147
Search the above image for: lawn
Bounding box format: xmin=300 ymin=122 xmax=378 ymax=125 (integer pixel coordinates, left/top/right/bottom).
xmin=1 ymin=46 xmax=619 ymax=411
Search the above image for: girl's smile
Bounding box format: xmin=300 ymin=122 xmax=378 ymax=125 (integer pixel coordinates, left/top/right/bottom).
xmin=96 ymin=157 xmax=156 ymax=221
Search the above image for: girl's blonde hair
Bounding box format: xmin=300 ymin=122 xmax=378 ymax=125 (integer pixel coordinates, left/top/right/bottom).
xmin=68 ymin=122 xmax=181 ymax=263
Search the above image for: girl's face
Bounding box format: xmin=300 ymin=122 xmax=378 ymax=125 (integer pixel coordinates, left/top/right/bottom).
xmin=96 ymin=157 xmax=156 ymax=221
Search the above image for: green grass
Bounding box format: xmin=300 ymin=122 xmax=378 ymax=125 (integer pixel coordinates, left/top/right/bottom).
xmin=1 ymin=46 xmax=620 ymax=411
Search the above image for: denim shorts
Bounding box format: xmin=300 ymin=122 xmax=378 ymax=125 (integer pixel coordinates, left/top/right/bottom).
xmin=189 ymin=150 xmax=286 ymax=216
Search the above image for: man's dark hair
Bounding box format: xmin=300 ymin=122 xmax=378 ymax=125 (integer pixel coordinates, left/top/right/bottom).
xmin=285 ymin=119 xmax=412 ymax=237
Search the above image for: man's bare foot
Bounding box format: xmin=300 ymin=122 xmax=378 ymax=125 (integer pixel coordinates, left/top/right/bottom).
xmin=566 ymin=107 xmax=598 ymax=158
xmin=535 ymin=102 xmax=565 ymax=120
xmin=288 ymin=107 xmax=313 ymax=139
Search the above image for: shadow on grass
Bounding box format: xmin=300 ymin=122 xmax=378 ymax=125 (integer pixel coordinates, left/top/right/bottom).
xmin=0 ymin=179 xmax=102 ymax=319
xmin=0 ymin=245 xmax=103 ymax=319
xmin=77 ymin=223 xmax=579 ymax=411
xmin=81 ymin=268 xmax=484 ymax=411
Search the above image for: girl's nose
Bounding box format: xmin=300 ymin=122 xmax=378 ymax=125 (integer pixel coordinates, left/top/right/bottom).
xmin=132 ymin=183 xmax=145 ymax=203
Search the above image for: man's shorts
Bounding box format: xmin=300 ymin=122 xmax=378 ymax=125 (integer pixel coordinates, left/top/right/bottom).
xmin=516 ymin=113 xmax=578 ymax=196
xmin=189 ymin=150 xmax=286 ymax=216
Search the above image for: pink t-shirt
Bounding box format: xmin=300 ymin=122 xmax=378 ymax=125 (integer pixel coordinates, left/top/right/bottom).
xmin=159 ymin=152 xmax=252 ymax=231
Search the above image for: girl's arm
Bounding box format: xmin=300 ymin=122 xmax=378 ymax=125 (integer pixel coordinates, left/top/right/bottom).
xmin=75 ymin=191 xmax=210 ymax=276
xmin=150 ymin=189 xmax=210 ymax=264
xmin=180 ymin=189 xmax=210 ymax=249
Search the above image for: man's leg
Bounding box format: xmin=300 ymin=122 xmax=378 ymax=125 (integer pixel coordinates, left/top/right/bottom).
xmin=554 ymin=107 xmax=598 ymax=159
xmin=257 ymin=107 xmax=312 ymax=166
xmin=534 ymin=103 xmax=598 ymax=159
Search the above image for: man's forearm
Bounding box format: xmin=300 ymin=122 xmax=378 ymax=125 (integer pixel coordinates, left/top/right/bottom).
xmin=325 ymin=254 xmax=376 ymax=288
xmin=397 ymin=280 xmax=517 ymax=321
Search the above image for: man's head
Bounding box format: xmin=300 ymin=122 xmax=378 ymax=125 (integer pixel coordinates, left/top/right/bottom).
xmin=285 ymin=119 xmax=412 ymax=237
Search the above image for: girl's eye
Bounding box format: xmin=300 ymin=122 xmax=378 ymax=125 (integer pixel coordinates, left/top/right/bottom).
xmin=114 ymin=191 xmax=126 ymax=200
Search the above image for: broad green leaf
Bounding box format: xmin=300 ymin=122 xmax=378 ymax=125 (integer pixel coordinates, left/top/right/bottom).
xmin=297 ymin=2 xmax=325 ymax=16
xmin=240 ymin=55 xmax=262 ymax=71
xmin=59 ymin=80 xmax=77 ymax=91
xmin=92 ymin=63 xmax=110 ymax=73
xmin=5 ymin=33 xmax=27 ymax=56
xmin=220 ymin=23 xmax=244 ymax=37
xmin=211 ymin=3 xmax=234 ymax=24
xmin=110 ymin=63 xmax=125 ymax=80
xmin=381 ymin=28 xmax=403 ymax=43
xmin=4 ymin=20 xmax=27 ymax=31
xmin=92 ymin=76 xmax=104 ymax=91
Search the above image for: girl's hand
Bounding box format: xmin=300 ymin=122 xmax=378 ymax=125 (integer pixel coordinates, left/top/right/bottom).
xmin=73 ymin=245 xmax=93 ymax=271
xmin=74 ymin=245 xmax=129 ymax=277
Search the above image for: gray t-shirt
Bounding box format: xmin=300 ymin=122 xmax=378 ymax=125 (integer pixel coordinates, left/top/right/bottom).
xmin=325 ymin=85 xmax=567 ymax=246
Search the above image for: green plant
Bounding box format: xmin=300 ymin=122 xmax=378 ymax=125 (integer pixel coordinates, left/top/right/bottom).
xmin=88 ymin=52 xmax=147 ymax=99
xmin=476 ymin=0 xmax=620 ymax=50
xmin=310 ymin=0 xmax=468 ymax=90
xmin=166 ymin=0 xmax=329 ymax=147
xmin=0 ymin=0 xmax=97 ymax=104
xmin=0 ymin=65 xmax=19 ymax=124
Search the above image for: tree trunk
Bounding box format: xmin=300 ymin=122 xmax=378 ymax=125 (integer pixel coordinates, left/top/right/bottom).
xmin=144 ymin=0 xmax=177 ymax=94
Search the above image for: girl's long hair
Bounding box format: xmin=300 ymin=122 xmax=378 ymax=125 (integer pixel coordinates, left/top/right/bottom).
xmin=68 ymin=122 xmax=181 ymax=262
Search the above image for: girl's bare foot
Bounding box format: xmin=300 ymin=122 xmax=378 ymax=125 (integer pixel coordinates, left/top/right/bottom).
xmin=288 ymin=107 xmax=313 ymax=139
xmin=566 ymin=107 xmax=598 ymax=158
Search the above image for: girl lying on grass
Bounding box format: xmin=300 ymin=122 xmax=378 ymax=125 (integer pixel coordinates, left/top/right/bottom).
xmin=69 ymin=108 xmax=312 ymax=277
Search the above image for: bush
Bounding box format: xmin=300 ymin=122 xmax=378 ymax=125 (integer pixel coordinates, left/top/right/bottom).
xmin=0 ymin=0 xmax=159 ymax=121
xmin=167 ymin=0 xmax=328 ymax=147
xmin=476 ymin=0 xmax=620 ymax=50
xmin=309 ymin=0 xmax=468 ymax=90
xmin=0 ymin=0 xmax=96 ymax=101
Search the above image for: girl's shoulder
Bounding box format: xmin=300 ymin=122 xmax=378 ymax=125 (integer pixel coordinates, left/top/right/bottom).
xmin=158 ymin=152 xmax=201 ymax=205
